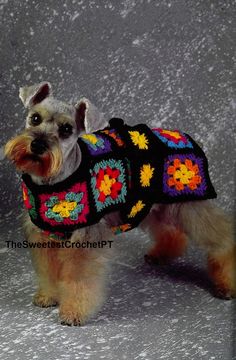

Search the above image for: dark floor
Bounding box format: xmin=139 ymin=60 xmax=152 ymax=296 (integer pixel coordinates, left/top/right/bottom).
xmin=0 ymin=0 xmax=235 ymax=359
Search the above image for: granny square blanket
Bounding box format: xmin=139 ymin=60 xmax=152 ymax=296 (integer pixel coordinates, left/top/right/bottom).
xmin=22 ymin=118 xmax=216 ymax=238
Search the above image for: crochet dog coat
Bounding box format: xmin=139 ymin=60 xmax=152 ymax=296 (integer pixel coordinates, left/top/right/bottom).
xmin=22 ymin=118 xmax=217 ymax=239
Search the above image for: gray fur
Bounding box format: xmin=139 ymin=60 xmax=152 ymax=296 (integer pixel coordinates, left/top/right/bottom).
xmin=20 ymin=82 xmax=108 ymax=185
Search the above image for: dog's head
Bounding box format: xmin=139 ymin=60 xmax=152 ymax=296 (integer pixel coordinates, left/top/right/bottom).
xmin=5 ymin=82 xmax=106 ymax=182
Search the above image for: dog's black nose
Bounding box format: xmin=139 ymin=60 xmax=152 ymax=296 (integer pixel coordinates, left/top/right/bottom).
xmin=30 ymin=139 xmax=48 ymax=155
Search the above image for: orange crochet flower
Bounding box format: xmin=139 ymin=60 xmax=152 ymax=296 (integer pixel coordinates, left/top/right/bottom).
xmin=167 ymin=158 xmax=202 ymax=191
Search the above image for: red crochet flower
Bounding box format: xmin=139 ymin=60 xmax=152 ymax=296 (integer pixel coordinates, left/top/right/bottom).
xmin=95 ymin=166 xmax=122 ymax=203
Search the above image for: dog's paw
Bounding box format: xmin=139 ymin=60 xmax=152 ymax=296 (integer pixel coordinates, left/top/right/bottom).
xmin=61 ymin=318 xmax=81 ymax=326
xmin=214 ymin=286 xmax=236 ymax=300
xmin=59 ymin=306 xmax=86 ymax=326
xmin=33 ymin=292 xmax=58 ymax=308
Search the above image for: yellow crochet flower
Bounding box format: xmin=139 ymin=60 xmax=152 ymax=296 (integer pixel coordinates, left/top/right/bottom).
xmin=52 ymin=200 xmax=77 ymax=218
xmin=129 ymin=131 xmax=149 ymax=150
xmin=81 ymin=134 xmax=98 ymax=145
xmin=167 ymin=158 xmax=201 ymax=191
xmin=173 ymin=164 xmax=194 ymax=185
xmin=99 ymin=175 xmax=116 ymax=196
xmin=140 ymin=164 xmax=154 ymax=187
xmin=128 ymin=200 xmax=145 ymax=218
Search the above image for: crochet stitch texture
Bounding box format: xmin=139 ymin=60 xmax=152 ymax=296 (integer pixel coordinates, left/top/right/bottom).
xmin=22 ymin=119 xmax=217 ymax=239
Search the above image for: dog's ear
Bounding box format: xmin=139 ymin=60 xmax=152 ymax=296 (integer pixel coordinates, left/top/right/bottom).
xmin=75 ymin=98 xmax=107 ymax=133
xmin=19 ymin=82 xmax=52 ymax=108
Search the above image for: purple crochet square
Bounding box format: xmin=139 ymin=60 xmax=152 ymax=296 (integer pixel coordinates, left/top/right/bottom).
xmin=163 ymin=154 xmax=208 ymax=197
xmin=81 ymin=134 xmax=112 ymax=155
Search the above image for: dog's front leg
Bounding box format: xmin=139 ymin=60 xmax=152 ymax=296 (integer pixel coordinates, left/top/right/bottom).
xmin=30 ymin=242 xmax=60 ymax=308
xmin=57 ymin=246 xmax=109 ymax=326
xmin=23 ymin=214 xmax=59 ymax=307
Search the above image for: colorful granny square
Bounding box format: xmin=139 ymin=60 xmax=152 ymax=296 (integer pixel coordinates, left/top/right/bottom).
xmin=163 ymin=154 xmax=207 ymax=197
xmin=90 ymin=159 xmax=127 ymax=212
xmin=152 ymin=128 xmax=193 ymax=149
xmin=39 ymin=182 xmax=89 ymax=226
xmin=81 ymin=133 xmax=112 ymax=155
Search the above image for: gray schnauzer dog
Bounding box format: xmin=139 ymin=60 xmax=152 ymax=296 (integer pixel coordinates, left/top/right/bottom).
xmin=5 ymin=82 xmax=235 ymax=326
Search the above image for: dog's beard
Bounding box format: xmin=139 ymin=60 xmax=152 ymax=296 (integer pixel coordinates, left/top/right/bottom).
xmin=4 ymin=133 xmax=63 ymax=179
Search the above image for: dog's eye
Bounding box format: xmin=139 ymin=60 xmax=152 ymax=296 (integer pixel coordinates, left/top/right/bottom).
xmin=58 ymin=123 xmax=73 ymax=138
xmin=31 ymin=113 xmax=42 ymax=126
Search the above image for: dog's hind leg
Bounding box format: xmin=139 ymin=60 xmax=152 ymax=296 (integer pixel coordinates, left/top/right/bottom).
xmin=178 ymin=201 xmax=235 ymax=299
xmin=142 ymin=201 xmax=235 ymax=298
xmin=141 ymin=204 xmax=188 ymax=264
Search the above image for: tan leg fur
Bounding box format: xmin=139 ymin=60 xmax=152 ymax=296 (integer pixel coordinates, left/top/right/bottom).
xmin=142 ymin=201 xmax=235 ymax=298
xmin=23 ymin=213 xmax=112 ymax=325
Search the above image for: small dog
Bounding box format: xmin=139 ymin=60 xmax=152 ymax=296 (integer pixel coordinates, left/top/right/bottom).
xmin=5 ymin=82 xmax=235 ymax=326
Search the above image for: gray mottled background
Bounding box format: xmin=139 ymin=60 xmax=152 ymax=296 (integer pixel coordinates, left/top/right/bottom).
xmin=0 ymin=1 xmax=235 ymax=359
